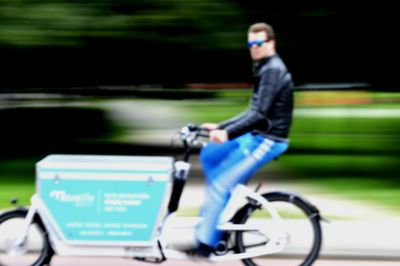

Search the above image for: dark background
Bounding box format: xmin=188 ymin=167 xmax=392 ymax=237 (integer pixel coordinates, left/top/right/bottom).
xmin=0 ymin=0 xmax=399 ymax=90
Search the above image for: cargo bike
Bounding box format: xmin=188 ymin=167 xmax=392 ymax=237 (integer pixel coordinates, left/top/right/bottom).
xmin=0 ymin=124 xmax=323 ymax=266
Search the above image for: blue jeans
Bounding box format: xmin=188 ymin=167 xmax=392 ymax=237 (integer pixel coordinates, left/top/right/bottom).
xmin=196 ymin=132 xmax=289 ymax=247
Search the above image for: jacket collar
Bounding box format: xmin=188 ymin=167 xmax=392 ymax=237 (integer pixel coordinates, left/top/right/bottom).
xmin=252 ymin=54 xmax=276 ymax=75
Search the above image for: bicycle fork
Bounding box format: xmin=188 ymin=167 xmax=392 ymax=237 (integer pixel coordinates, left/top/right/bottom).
xmin=9 ymin=205 xmax=37 ymax=255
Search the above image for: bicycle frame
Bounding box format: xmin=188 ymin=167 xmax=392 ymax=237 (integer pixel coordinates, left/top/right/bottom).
xmin=160 ymin=183 xmax=289 ymax=262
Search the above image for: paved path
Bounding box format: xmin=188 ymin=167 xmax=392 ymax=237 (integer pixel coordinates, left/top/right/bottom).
xmin=2 ymin=255 xmax=400 ymax=266
xmin=24 ymin=256 xmax=400 ymax=266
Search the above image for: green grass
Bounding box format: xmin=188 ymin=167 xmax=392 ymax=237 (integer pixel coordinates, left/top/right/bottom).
xmin=278 ymin=154 xmax=399 ymax=178
xmin=291 ymin=116 xmax=400 ymax=135
xmin=177 ymin=99 xmax=248 ymax=124
xmin=277 ymin=154 xmax=400 ymax=212
xmin=0 ymin=157 xmax=37 ymax=209
xmin=307 ymin=177 xmax=400 ymax=213
xmin=0 ymin=182 xmax=34 ymax=209
xmin=176 ymin=206 xmax=347 ymax=221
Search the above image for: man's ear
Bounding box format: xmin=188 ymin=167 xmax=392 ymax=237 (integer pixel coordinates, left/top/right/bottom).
xmin=269 ymin=40 xmax=275 ymax=48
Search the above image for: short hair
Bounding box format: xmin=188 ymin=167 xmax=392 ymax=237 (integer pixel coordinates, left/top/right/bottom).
xmin=248 ymin=22 xmax=275 ymax=41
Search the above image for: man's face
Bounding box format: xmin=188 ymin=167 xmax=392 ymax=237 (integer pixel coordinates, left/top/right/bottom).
xmin=248 ymin=31 xmax=274 ymax=60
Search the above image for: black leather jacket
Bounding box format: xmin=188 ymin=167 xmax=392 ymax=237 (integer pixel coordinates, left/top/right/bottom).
xmin=219 ymin=54 xmax=294 ymax=140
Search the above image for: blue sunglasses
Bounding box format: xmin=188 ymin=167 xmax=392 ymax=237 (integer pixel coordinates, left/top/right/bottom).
xmin=247 ymin=39 xmax=269 ymax=48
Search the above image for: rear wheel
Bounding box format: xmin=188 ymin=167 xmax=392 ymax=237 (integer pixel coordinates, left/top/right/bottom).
xmin=235 ymin=192 xmax=322 ymax=266
xmin=0 ymin=209 xmax=53 ymax=266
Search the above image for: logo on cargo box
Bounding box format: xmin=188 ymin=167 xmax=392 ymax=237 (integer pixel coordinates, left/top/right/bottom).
xmin=50 ymin=190 xmax=95 ymax=207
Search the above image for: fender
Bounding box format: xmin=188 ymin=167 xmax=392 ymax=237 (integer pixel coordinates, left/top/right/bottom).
xmin=0 ymin=208 xmax=46 ymax=227
xmin=262 ymin=191 xmax=322 ymax=219
xmin=231 ymin=190 xmax=322 ymax=224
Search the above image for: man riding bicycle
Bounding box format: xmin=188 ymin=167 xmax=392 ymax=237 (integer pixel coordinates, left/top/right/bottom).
xmin=187 ymin=22 xmax=294 ymax=257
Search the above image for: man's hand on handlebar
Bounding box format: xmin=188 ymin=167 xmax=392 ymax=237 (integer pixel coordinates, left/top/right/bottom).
xmin=180 ymin=123 xmax=228 ymax=144
xmin=209 ymin=129 xmax=228 ymax=143
xmin=199 ymin=123 xmax=228 ymax=143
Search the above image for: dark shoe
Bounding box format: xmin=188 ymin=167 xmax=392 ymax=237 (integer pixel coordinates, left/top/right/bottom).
xmin=185 ymin=242 xmax=214 ymax=259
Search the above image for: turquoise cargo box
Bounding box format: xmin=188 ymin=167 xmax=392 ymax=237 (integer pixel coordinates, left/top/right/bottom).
xmin=36 ymin=155 xmax=174 ymax=246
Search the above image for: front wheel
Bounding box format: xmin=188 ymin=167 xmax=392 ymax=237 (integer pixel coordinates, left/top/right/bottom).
xmin=235 ymin=192 xmax=322 ymax=266
xmin=0 ymin=209 xmax=54 ymax=266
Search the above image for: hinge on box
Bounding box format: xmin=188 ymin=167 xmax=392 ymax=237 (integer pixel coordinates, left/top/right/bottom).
xmin=147 ymin=175 xmax=155 ymax=186
xmin=54 ymin=174 xmax=61 ymax=185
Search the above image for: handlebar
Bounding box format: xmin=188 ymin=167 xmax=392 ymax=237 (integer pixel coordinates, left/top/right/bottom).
xmin=179 ymin=123 xmax=209 ymax=145
xmin=168 ymin=123 xmax=208 ymax=213
xmin=177 ymin=123 xmax=209 ymax=162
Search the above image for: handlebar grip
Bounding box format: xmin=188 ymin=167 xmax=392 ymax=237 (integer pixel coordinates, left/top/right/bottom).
xmin=197 ymin=132 xmax=210 ymax=138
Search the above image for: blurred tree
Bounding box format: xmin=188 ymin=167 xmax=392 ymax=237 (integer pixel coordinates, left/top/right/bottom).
xmin=0 ymin=0 xmax=398 ymax=89
xmin=0 ymin=0 xmax=246 ymax=50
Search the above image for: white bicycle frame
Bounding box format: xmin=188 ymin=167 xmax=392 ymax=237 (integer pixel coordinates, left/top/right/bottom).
xmin=13 ymin=162 xmax=289 ymax=262
xmin=161 ymin=183 xmax=289 ymax=262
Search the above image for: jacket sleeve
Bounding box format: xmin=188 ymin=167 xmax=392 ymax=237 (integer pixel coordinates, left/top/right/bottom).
xmin=222 ymin=68 xmax=281 ymax=139
xmin=218 ymin=111 xmax=249 ymax=129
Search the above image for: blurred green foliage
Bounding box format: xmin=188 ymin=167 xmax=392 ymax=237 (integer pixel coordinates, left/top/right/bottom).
xmin=0 ymin=157 xmax=37 ymax=209
xmin=1 ymin=1 xmax=399 ymax=88
xmin=0 ymin=0 xmax=245 ymax=49
xmin=291 ymin=117 xmax=400 ymax=154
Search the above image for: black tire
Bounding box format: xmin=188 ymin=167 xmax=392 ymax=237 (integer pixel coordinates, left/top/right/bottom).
xmin=0 ymin=209 xmax=54 ymax=266
xmin=235 ymin=192 xmax=322 ymax=266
